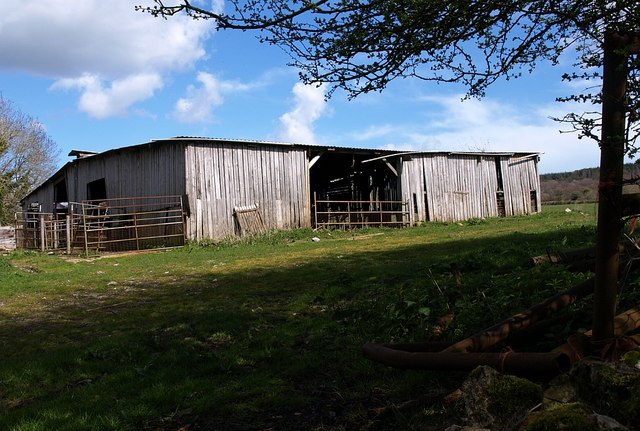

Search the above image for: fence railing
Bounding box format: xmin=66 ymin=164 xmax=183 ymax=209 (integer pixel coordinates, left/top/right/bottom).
xmin=15 ymin=196 xmax=186 ymax=254
xmin=314 ymin=194 xmax=410 ymax=229
xmin=81 ymin=196 xmax=185 ymax=252
xmin=15 ymin=208 xmax=83 ymax=253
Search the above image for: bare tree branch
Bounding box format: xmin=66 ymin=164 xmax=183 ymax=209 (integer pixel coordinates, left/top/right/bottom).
xmin=0 ymin=97 xmax=58 ymax=224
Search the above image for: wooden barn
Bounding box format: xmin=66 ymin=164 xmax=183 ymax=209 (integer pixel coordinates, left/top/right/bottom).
xmin=20 ymin=137 xmax=540 ymax=247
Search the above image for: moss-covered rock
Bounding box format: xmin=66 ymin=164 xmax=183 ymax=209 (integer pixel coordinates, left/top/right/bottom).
xmin=569 ymin=359 xmax=640 ymax=426
xmin=521 ymin=402 xmax=626 ymax=431
xmin=451 ymin=360 xmax=639 ymax=431
xmin=543 ymin=373 xmax=578 ymax=408
xmin=485 ymin=374 xmax=543 ymax=419
xmin=621 ymin=348 xmax=640 ymax=369
xmin=459 ymin=366 xmax=543 ymax=431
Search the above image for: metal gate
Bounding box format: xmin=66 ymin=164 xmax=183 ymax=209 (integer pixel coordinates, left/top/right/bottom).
xmin=15 ymin=195 xmax=186 ymax=253
xmin=313 ymin=193 xmax=410 ymax=229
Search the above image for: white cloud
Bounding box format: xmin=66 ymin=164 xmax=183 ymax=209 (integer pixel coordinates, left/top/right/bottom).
xmin=409 ymin=94 xmax=602 ymax=173
xmin=0 ymin=0 xmax=215 ymax=117
xmin=0 ymin=0 xmax=212 ymax=77
xmin=337 ymin=94 xmax=602 ymax=174
xmin=173 ymin=72 xmax=251 ymax=123
xmin=278 ymin=83 xmax=328 ymax=144
xmin=52 ymin=73 xmax=164 ymax=119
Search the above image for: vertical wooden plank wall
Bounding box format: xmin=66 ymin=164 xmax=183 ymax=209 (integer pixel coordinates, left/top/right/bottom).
xmin=400 ymin=158 xmax=425 ymax=224
xmin=22 ymin=183 xmax=56 ymax=213
xmin=501 ymin=156 xmax=541 ymax=216
xmin=184 ymin=142 xmax=310 ymax=241
xmin=426 ymin=155 xmax=500 ymax=221
xmin=65 ymin=143 xmax=186 ymax=202
xmin=401 ymin=154 xmax=543 ymax=223
xmin=21 ymin=143 xmax=187 ymax=212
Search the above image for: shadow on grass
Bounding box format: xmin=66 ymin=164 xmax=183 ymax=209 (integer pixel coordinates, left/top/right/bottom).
xmin=0 ymin=224 xmax=602 ymax=430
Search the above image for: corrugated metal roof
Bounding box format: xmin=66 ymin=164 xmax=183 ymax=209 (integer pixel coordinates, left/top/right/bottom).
xmin=62 ymin=136 xmax=541 ymax=159
xmin=153 ymin=136 xmax=397 ymax=154
xmin=156 ymin=136 xmax=298 ymax=147
xmin=153 ymin=136 xmax=540 ymax=157
xmin=22 ymin=136 xmax=540 ymax=201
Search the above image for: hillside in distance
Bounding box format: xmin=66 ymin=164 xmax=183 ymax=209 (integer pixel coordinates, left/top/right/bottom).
xmin=541 ymin=164 xmax=640 ymax=203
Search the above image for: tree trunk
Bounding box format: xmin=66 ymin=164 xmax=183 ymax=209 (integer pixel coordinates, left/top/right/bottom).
xmin=592 ymin=30 xmax=630 ymax=346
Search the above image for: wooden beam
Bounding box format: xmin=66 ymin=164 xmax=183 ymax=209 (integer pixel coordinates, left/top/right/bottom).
xmin=362 ymin=151 xmax=417 ymax=163
xmin=309 ymin=152 xmax=324 ymax=168
xmin=382 ymin=158 xmax=398 ymax=177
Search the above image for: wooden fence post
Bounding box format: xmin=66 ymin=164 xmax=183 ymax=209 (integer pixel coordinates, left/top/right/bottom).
xmin=39 ymin=215 xmax=45 ymax=252
xmin=66 ymin=215 xmax=71 ymax=254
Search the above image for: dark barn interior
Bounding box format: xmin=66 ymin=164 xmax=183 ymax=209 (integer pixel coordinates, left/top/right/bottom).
xmin=308 ymin=149 xmax=406 ymax=228
xmin=309 ymin=149 xmax=400 ymax=201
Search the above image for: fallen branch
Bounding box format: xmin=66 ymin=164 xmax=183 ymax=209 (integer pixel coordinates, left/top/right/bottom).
xmin=443 ymin=278 xmax=595 ymax=353
xmin=363 ymin=308 xmax=640 ymax=378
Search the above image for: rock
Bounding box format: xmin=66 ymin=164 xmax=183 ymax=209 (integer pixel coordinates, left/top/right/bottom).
xmin=621 ymin=348 xmax=640 ymax=370
xmin=591 ymin=413 xmax=629 ymax=430
xmin=458 ymin=366 xmax=542 ymax=431
xmin=521 ymin=402 xmax=627 ymax=431
xmin=449 ymin=360 xmax=640 ymax=431
xmin=441 ymin=359 xmax=640 ymax=431
xmin=543 ymin=374 xmax=578 ymax=408
xmin=592 ymin=413 xmax=629 ymax=430
xmin=569 ymin=359 xmax=640 ymax=426
xmin=311 ymin=237 xmax=320 ymax=242
xmin=460 ymin=366 xmax=500 ymax=428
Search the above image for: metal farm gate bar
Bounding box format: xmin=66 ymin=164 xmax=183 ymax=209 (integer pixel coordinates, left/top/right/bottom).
xmin=15 ymin=208 xmax=82 ymax=253
xmin=81 ymin=195 xmax=185 ymax=252
xmin=15 ymin=195 xmax=186 ymax=254
xmin=313 ymin=194 xmax=410 ymax=230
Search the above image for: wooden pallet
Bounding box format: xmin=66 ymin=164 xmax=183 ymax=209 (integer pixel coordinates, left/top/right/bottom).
xmin=233 ymin=203 xmax=266 ymax=237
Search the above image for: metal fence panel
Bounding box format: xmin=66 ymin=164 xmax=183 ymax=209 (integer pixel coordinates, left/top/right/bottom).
xmin=314 ymin=195 xmax=410 ymax=229
xmin=15 ymin=196 xmax=186 ymax=254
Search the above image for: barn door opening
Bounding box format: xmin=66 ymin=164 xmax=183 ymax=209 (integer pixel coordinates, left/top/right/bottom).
xmin=87 ymin=178 xmax=107 ymax=202
xmin=310 ymin=150 xmax=408 ymax=228
xmin=495 ymin=157 xmax=506 ymax=217
xmin=530 ymin=190 xmax=538 ymax=213
xmin=54 ymin=178 xmax=69 ymax=214
xmin=422 ymin=161 xmax=430 ymax=222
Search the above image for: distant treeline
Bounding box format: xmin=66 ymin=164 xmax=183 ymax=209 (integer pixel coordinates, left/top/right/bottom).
xmin=541 ymin=164 xmax=640 ymax=204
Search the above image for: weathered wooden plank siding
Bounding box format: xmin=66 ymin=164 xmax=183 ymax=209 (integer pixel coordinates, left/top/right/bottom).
xmin=402 ymin=154 xmax=500 ymax=222
xmin=501 ymin=156 xmax=541 ymax=216
xmin=21 ymin=185 xmax=54 ymax=212
xmin=68 ymin=143 xmax=186 ymax=202
xmin=399 ymin=159 xmax=425 ymax=224
xmin=184 ymin=142 xmax=310 ymax=241
xmin=21 ymin=143 xmax=186 ymax=213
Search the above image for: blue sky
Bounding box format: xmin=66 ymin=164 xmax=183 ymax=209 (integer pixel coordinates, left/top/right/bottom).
xmin=0 ymin=0 xmax=611 ymax=174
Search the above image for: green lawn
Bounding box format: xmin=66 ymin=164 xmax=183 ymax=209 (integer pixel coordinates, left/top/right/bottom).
xmin=1 ymin=203 xmax=629 ymax=430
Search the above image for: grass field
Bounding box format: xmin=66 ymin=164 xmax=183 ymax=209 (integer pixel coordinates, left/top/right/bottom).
xmin=1 ymin=203 xmax=632 ymax=430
